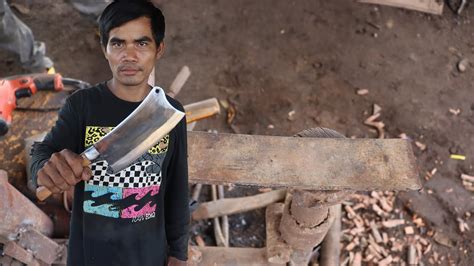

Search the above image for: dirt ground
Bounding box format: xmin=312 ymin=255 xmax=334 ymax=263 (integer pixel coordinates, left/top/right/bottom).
xmin=1 ymin=0 xmax=473 ymax=265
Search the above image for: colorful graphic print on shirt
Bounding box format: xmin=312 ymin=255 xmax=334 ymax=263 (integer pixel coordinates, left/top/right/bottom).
xmin=82 ymin=126 xmax=169 ymax=222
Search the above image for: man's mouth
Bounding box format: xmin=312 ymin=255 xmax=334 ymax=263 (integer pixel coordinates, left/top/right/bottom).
xmin=119 ymin=66 xmax=141 ymax=76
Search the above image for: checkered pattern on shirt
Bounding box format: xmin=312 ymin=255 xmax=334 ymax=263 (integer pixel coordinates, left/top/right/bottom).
xmin=87 ymin=160 xmax=161 ymax=188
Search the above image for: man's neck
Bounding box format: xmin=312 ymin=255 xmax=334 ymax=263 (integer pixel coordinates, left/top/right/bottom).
xmin=107 ymin=79 xmax=151 ymax=102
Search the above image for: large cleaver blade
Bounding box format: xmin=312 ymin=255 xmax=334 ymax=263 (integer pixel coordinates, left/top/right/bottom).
xmin=36 ymin=87 xmax=185 ymax=200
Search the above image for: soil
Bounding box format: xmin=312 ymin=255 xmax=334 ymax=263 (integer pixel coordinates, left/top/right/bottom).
xmin=0 ymin=0 xmax=473 ymax=264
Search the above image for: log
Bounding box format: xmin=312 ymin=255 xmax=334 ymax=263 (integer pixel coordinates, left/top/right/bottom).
xmin=279 ymin=193 xmax=335 ymax=250
xmin=192 ymin=189 xmax=286 ymax=220
xmin=0 ymin=170 xmax=53 ymax=239
xmin=187 ymin=131 xmax=421 ymax=191
xmin=358 ymin=0 xmax=443 ymax=15
xmin=266 ymin=203 xmax=291 ymax=264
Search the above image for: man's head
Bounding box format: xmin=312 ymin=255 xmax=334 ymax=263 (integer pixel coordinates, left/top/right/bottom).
xmin=98 ymin=0 xmax=165 ymax=88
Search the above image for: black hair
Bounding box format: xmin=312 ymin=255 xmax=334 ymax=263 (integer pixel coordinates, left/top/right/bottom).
xmin=98 ymin=0 xmax=165 ymax=48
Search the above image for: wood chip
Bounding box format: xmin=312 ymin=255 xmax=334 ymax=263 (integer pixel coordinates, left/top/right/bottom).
xmin=195 ymin=235 xmax=206 ymax=247
xmin=344 ymin=205 xmax=357 ymax=219
xmin=457 ymin=218 xmax=470 ymax=233
xmin=408 ymin=244 xmax=417 ymax=265
xmin=364 ymin=113 xmax=385 ymax=138
xmin=357 ymin=89 xmax=369 ymax=95
xmin=415 ymin=141 xmax=427 ymax=151
xmin=419 ymin=237 xmax=429 ymax=246
xmin=413 ymin=217 xmax=425 ymax=227
xmin=382 ymin=232 xmax=389 ymax=244
xmin=353 ymin=252 xmax=362 ymax=266
xmin=461 ymin=174 xmax=474 ymax=183
xmin=457 ymin=58 xmax=469 ymax=72
xmin=399 ymin=133 xmax=410 ymax=140
xmin=287 ymin=110 xmax=296 ymax=121
xmin=382 ymin=219 xmax=405 ymax=228
xmin=367 ymin=244 xmax=383 ymax=260
xmin=404 ymin=226 xmax=415 ymax=235
xmin=370 ymin=222 xmax=383 ymax=243
xmin=424 ymin=243 xmax=432 ymax=255
xmin=372 ymin=203 xmax=387 ymax=217
xmin=373 ymin=104 xmax=382 ymax=115
xmin=378 ymin=255 xmax=393 ymax=266
xmin=449 ymin=108 xmax=461 ymax=116
xmin=379 ymin=197 xmax=393 ymax=212
xmin=346 ymin=241 xmax=357 ymax=251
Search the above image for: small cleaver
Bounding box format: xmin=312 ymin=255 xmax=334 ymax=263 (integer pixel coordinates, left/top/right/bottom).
xmin=36 ymin=87 xmax=185 ymax=201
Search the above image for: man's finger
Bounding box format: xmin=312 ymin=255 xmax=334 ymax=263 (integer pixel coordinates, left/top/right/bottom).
xmin=37 ymin=171 xmax=61 ymax=194
xmin=60 ymin=149 xmax=85 ymax=180
xmin=82 ymin=167 xmax=93 ymax=181
xmin=43 ymin=162 xmax=69 ymax=191
xmin=51 ymin=153 xmax=77 ymax=186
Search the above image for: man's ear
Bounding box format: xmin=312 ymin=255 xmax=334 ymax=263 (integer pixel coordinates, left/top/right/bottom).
xmin=101 ymin=45 xmax=108 ymax=60
xmin=156 ymin=42 xmax=165 ymax=60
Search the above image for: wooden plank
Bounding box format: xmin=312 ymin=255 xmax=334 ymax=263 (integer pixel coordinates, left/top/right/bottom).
xmin=188 ymin=132 xmax=421 ymax=191
xmin=358 ymin=0 xmax=443 ymax=15
xmin=194 ymin=246 xmax=284 ymax=265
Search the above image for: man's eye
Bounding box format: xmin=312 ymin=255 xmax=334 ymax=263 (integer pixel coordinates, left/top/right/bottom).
xmin=111 ymin=42 xmax=123 ymax=48
xmin=138 ymin=41 xmax=148 ymax=47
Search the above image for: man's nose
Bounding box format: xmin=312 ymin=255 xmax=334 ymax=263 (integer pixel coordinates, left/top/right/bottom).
xmin=121 ymin=45 xmax=138 ymax=62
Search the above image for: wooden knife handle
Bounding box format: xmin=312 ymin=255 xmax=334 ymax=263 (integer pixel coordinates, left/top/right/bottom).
xmin=36 ymin=186 xmax=52 ymax=201
xmin=36 ymin=154 xmax=91 ymax=201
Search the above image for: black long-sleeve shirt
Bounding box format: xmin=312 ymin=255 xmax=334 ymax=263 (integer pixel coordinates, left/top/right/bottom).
xmin=30 ymin=83 xmax=189 ymax=265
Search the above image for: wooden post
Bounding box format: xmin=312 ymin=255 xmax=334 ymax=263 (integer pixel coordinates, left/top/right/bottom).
xmin=265 ymin=203 xmax=291 ymax=264
xmin=278 ymin=128 xmax=351 ymax=265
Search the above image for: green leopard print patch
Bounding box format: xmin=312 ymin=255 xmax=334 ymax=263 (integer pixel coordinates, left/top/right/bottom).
xmin=85 ymin=126 xmax=169 ymax=154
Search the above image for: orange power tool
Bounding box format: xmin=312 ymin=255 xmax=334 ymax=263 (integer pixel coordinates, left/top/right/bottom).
xmin=0 ymin=73 xmax=90 ymax=136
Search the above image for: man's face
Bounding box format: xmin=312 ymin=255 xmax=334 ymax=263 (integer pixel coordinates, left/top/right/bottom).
xmin=103 ymin=16 xmax=163 ymax=87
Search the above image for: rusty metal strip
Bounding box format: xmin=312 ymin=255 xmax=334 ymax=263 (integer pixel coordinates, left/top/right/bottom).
xmin=188 ymin=132 xmax=421 ymax=191
xmin=3 ymin=241 xmax=40 ymax=266
xmin=18 ymin=228 xmax=63 ymax=264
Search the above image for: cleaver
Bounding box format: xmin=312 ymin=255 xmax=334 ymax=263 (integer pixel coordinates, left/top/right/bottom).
xmin=36 ymin=87 xmax=185 ymax=201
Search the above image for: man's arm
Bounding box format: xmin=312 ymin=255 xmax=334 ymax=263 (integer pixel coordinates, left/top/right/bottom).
xmin=165 ymin=113 xmax=190 ymax=262
xmin=30 ymin=97 xmax=89 ymax=193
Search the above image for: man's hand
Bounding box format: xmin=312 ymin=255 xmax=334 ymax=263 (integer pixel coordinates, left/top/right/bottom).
xmin=37 ymin=149 xmax=92 ymax=194
xmin=167 ymin=256 xmax=186 ymax=266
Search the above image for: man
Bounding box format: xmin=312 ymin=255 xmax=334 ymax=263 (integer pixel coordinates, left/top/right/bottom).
xmin=30 ymin=1 xmax=189 ymax=265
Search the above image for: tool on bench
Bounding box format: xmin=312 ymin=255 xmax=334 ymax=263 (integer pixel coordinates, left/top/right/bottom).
xmin=0 ymin=73 xmax=90 ymax=136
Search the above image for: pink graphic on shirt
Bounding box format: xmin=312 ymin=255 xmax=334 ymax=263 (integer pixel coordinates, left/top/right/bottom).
xmin=120 ymin=185 xmax=160 ymax=219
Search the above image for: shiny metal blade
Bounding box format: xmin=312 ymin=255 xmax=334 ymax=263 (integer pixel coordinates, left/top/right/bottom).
xmin=84 ymin=87 xmax=184 ymax=173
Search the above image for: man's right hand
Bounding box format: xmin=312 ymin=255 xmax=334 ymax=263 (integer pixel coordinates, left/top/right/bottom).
xmin=37 ymin=149 xmax=92 ymax=194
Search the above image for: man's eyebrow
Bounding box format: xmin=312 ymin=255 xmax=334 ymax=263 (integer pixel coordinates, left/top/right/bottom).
xmin=109 ymin=37 xmax=125 ymax=43
xmin=135 ymin=36 xmax=153 ymax=42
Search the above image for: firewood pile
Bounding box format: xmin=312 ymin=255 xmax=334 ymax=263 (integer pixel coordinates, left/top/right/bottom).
xmin=340 ymin=191 xmax=457 ymax=265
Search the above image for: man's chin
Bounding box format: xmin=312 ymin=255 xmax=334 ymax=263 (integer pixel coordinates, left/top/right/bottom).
xmin=116 ymin=77 xmax=145 ymax=87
